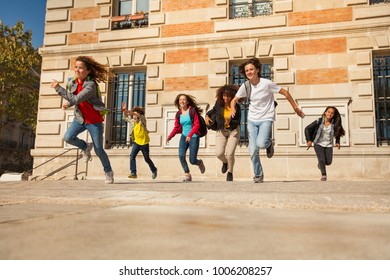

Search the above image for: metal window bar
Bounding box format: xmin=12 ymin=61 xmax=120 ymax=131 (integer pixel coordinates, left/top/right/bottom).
xmin=230 ymin=0 xmax=273 ymax=19
xmin=230 ymin=64 xmax=273 ymax=146
xmin=369 ymin=0 xmax=390 ymax=5
xmin=109 ymin=72 xmax=146 ymax=148
xmin=373 ymin=55 xmax=390 ymax=146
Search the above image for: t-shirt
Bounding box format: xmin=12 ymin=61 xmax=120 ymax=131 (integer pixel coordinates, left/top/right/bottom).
xmin=180 ymin=111 xmax=198 ymax=138
xmin=236 ymin=78 xmax=281 ymax=122
xmin=317 ymin=125 xmax=332 ymax=147
xmin=76 ymin=79 xmax=103 ymax=124
xmin=223 ymin=107 xmax=231 ymax=129
xmin=133 ymin=121 xmax=150 ymax=145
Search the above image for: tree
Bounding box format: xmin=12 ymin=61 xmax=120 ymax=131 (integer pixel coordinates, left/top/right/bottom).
xmin=0 ymin=20 xmax=41 ymax=130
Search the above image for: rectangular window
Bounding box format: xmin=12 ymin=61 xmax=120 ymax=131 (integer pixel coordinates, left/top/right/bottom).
xmin=230 ymin=0 xmax=273 ymax=19
xmin=113 ymin=0 xmax=149 ymax=30
xmin=109 ymin=71 xmax=146 ymax=148
xmin=229 ymin=61 xmax=273 ymax=146
xmin=119 ymin=0 xmax=132 ymax=15
xmin=369 ymin=0 xmax=390 ymax=5
xmin=373 ymin=55 xmax=390 ymax=146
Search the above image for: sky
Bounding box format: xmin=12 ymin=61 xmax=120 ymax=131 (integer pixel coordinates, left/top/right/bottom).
xmin=0 ymin=0 xmax=46 ymax=49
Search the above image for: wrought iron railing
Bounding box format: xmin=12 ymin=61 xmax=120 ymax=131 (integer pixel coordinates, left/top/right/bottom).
xmin=111 ymin=13 xmax=149 ymax=30
xmin=370 ymin=0 xmax=390 ymax=5
xmin=373 ymin=55 xmax=390 ymax=146
xmin=230 ymin=0 xmax=273 ymax=19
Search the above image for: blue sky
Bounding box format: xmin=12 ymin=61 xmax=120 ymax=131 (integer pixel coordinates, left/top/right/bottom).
xmin=0 ymin=0 xmax=46 ymax=49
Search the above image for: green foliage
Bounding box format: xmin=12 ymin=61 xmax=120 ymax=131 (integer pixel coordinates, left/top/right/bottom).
xmin=0 ymin=20 xmax=41 ymax=130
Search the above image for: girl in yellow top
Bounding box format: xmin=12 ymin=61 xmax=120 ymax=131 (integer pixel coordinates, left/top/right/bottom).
xmin=122 ymin=102 xmax=157 ymax=179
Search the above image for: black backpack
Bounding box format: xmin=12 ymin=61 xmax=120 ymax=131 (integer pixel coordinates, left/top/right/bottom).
xmin=176 ymin=107 xmax=208 ymax=138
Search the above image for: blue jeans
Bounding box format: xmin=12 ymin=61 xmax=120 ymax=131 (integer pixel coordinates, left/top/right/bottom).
xmin=247 ymin=120 xmax=273 ymax=177
xmin=130 ymin=143 xmax=157 ymax=175
xmin=178 ymin=135 xmax=200 ymax=173
xmin=64 ymin=120 xmax=112 ymax=173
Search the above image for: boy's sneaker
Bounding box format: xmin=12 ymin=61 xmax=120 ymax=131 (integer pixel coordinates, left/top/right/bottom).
xmin=183 ymin=173 xmax=192 ymax=182
xmin=226 ymin=172 xmax=233 ymax=181
xmin=152 ymin=168 xmax=158 ymax=179
xmin=253 ymin=175 xmax=264 ymax=183
xmin=221 ymin=162 xmax=228 ymax=174
xmin=198 ymin=160 xmax=205 ymax=174
xmin=266 ymin=140 xmax=274 ymax=158
xmin=105 ymin=171 xmax=114 ymax=184
xmin=83 ymin=142 xmax=93 ymax=162
xmin=128 ymin=174 xmax=137 ymax=179
xmin=321 ymin=175 xmax=327 ymax=181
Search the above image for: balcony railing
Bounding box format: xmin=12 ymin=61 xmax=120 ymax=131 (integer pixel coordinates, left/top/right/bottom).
xmin=111 ymin=12 xmax=149 ymax=30
xmin=370 ymin=0 xmax=390 ymax=4
xmin=230 ymin=1 xmax=273 ymax=19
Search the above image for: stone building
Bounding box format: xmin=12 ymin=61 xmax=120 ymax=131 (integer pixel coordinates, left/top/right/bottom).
xmin=34 ymin=0 xmax=390 ymax=181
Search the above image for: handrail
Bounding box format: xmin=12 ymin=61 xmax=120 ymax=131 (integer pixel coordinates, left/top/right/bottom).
xmin=29 ymin=148 xmax=81 ymax=180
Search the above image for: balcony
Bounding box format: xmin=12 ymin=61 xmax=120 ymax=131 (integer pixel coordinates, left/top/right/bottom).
xmin=111 ymin=12 xmax=149 ymax=30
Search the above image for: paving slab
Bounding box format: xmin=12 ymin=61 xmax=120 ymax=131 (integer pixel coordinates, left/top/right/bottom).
xmin=0 ymin=179 xmax=389 ymax=260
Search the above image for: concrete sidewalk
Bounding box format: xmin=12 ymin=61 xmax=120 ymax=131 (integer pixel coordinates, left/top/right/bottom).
xmin=0 ymin=179 xmax=389 ymax=260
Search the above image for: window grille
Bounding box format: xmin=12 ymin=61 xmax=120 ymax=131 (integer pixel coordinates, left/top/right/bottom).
xmin=230 ymin=0 xmax=273 ymax=19
xmin=229 ymin=63 xmax=273 ymax=146
xmin=369 ymin=0 xmax=390 ymax=5
xmin=109 ymin=72 xmax=146 ymax=148
xmin=373 ymin=55 xmax=390 ymax=146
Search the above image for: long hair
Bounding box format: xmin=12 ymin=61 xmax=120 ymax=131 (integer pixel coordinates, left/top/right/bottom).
xmin=174 ymin=94 xmax=202 ymax=114
xmin=215 ymin=84 xmax=239 ymax=107
xmin=324 ymin=106 xmax=345 ymax=138
xmin=75 ymin=56 xmax=112 ymax=83
xmin=239 ymin=57 xmax=262 ymax=79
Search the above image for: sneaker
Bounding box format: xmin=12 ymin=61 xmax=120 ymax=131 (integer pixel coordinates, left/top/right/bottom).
xmin=266 ymin=139 xmax=274 ymax=158
xmin=253 ymin=175 xmax=264 ymax=183
xmin=321 ymin=175 xmax=327 ymax=181
xmin=183 ymin=173 xmax=192 ymax=182
xmin=198 ymin=160 xmax=205 ymax=174
xmin=152 ymin=168 xmax=158 ymax=179
xmin=105 ymin=171 xmax=114 ymax=184
xmin=226 ymin=172 xmax=233 ymax=181
xmin=83 ymin=142 xmax=93 ymax=162
xmin=128 ymin=174 xmax=137 ymax=179
xmin=221 ymin=162 xmax=228 ymax=174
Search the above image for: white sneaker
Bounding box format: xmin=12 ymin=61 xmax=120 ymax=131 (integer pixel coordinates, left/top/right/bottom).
xmin=83 ymin=142 xmax=93 ymax=163
xmin=105 ymin=171 xmax=114 ymax=184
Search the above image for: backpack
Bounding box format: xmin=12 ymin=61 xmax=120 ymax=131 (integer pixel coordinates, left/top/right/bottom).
xmin=176 ymin=107 xmax=208 ymax=138
xmin=243 ymin=80 xmax=278 ymax=108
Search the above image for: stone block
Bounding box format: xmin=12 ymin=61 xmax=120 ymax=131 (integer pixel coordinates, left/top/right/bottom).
xmin=244 ymin=40 xmax=257 ymax=57
xmin=272 ymin=42 xmax=294 ymax=55
xmin=348 ymin=37 xmax=373 ymax=50
xmin=100 ymin=6 xmax=111 ymax=17
xmin=349 ymin=67 xmax=372 ymax=81
xmin=122 ymin=51 xmax=133 ymax=65
xmin=274 ymin=57 xmax=288 ymax=70
xmin=95 ymin=19 xmax=110 ymax=30
xmin=351 ymin=99 xmax=373 ymax=112
xmin=41 ymin=72 xmax=64 ymax=84
xmin=99 ymin=27 xmax=160 ymax=42
xmin=149 ymin=134 xmax=162 ymax=147
xmin=150 ymin=0 xmax=161 ymax=12
xmin=147 ymin=80 xmax=164 ymax=91
xmin=146 ymin=107 xmax=163 ymax=118
xmin=147 ymin=120 xmax=157 ymax=132
xmin=356 ymin=52 xmax=371 ymax=65
xmin=357 ymin=83 xmax=373 ymax=96
xmin=147 ymin=52 xmax=165 ymax=64
xmin=109 ymin=56 xmax=121 ymax=66
xmin=47 ymin=0 xmax=73 ymax=10
xmin=45 ymin=22 xmax=72 ymax=34
xmin=38 ymin=110 xmax=66 ymax=121
xmin=215 ymin=61 xmax=227 ymax=74
xmin=354 ymin=4 xmax=390 ymax=20
xmin=36 ymin=123 xmax=61 ymax=135
xmin=35 ymin=137 xmax=64 ymax=148
xmin=210 ymin=7 xmax=228 ymax=19
xmin=42 ymin=59 xmax=70 ymax=70
xmin=148 ymin=65 xmax=159 ymax=78
xmin=44 ymin=35 xmax=67 ymax=46
xmin=274 ymin=72 xmax=295 ymax=84
xmin=46 ymin=10 xmax=69 ymax=22
xmin=215 ymin=15 xmax=286 ymax=32
xmin=374 ymin=35 xmax=390 ymax=48
xmin=149 ymin=13 xmax=165 ymax=25
xmin=351 ymin=130 xmax=375 ymax=145
xmin=228 ymin=47 xmax=242 ymax=58
xmin=275 ymin=132 xmax=296 ymax=145
xmin=258 ymin=44 xmax=271 ymax=56
xmin=39 ymin=97 xmax=62 ymax=109
xmin=210 ymin=48 xmax=229 ymax=60
xmin=134 ymin=52 xmax=146 ymax=65
xmin=275 ymin=117 xmax=290 ymax=130
xmin=147 ymin=93 xmax=158 ymax=105
xmin=209 ymin=75 xmax=227 ymax=88
xmin=359 ymin=115 xmax=374 ymax=128
xmin=274 ymin=0 xmax=293 ymax=13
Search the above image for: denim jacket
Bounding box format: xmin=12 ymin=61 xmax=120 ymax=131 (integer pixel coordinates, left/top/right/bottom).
xmin=56 ymin=77 xmax=109 ymax=124
xmin=305 ymin=117 xmax=339 ymax=145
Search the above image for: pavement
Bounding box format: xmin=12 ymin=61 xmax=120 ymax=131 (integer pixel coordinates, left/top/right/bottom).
xmin=0 ymin=178 xmax=389 ymax=260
